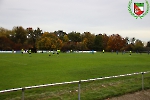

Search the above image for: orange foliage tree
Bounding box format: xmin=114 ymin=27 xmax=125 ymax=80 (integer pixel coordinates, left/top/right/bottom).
xmin=107 ymin=34 xmax=126 ymax=51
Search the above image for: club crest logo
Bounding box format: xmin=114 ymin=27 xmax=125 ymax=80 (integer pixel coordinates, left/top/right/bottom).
xmin=134 ymin=3 xmax=144 ymax=15
xmin=128 ymin=0 xmax=149 ymax=19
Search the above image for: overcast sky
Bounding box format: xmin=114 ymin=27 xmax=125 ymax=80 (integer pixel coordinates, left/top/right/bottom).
xmin=0 ymin=0 xmax=150 ymax=42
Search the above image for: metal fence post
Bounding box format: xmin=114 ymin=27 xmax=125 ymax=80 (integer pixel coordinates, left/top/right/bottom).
xmin=22 ymin=88 xmax=25 ymax=100
xmin=142 ymin=72 xmax=144 ymax=90
xmin=78 ymin=81 xmax=81 ymax=100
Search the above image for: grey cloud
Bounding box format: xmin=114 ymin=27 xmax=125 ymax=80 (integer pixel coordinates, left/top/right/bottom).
xmin=0 ymin=0 xmax=150 ymax=41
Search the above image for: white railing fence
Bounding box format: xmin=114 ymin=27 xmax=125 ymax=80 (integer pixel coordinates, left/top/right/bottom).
xmin=0 ymin=71 xmax=150 ymax=100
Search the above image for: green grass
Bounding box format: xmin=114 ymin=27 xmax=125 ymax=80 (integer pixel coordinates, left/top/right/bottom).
xmin=0 ymin=52 xmax=150 ymax=100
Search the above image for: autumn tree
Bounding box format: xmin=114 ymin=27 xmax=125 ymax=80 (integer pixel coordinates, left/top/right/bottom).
xmin=63 ymin=34 xmax=69 ymax=42
xmin=0 ymin=27 xmax=22 ymax=50
xmin=0 ymin=36 xmax=13 ymax=50
xmin=61 ymin=34 xmax=70 ymax=51
xmin=102 ymin=34 xmax=109 ymax=50
xmin=37 ymin=32 xmax=63 ymax=50
xmin=0 ymin=27 xmax=10 ymax=37
xmin=36 ymin=32 xmax=51 ymax=50
xmin=107 ymin=34 xmax=126 ymax=51
xmin=0 ymin=26 xmax=148 ymax=52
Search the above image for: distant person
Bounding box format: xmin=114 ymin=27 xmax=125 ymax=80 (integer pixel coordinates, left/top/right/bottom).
xmin=136 ymin=50 xmax=139 ymax=54
xmin=103 ymin=50 xmax=105 ymax=53
xmin=111 ymin=50 xmax=113 ymax=53
xmin=122 ymin=50 xmax=125 ymax=55
xmin=49 ymin=51 xmax=51 ymax=56
xmin=21 ymin=49 xmax=24 ymax=54
xmin=116 ymin=50 xmax=118 ymax=55
xmin=29 ymin=49 xmax=31 ymax=56
xmin=53 ymin=50 xmax=55 ymax=54
xmin=148 ymin=50 xmax=149 ymax=55
xmin=92 ymin=50 xmax=94 ymax=54
xmin=57 ymin=50 xmax=60 ymax=56
xmin=124 ymin=50 xmax=125 ymax=54
xmin=129 ymin=51 xmax=131 ymax=55
xmin=12 ymin=49 xmax=14 ymax=53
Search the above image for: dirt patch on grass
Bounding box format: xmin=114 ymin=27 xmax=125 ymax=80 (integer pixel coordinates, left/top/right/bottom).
xmin=107 ymin=89 xmax=150 ymax=100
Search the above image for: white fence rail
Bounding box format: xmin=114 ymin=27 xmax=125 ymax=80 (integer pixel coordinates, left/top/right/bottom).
xmin=0 ymin=71 xmax=150 ymax=100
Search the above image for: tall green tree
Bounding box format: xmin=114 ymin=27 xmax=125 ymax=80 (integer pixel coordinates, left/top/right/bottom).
xmin=82 ymin=32 xmax=95 ymax=50
xmin=54 ymin=30 xmax=67 ymax=41
xmin=68 ymin=32 xmax=81 ymax=42
xmin=146 ymin=41 xmax=150 ymax=47
xmin=12 ymin=26 xmax=27 ymax=44
xmin=134 ymin=39 xmax=144 ymax=51
xmin=130 ymin=37 xmax=136 ymax=44
xmin=26 ymin=27 xmax=43 ymax=51
xmin=94 ymin=34 xmax=102 ymax=51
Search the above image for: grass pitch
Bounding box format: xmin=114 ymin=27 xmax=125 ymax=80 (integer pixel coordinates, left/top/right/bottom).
xmin=0 ymin=52 xmax=150 ymax=99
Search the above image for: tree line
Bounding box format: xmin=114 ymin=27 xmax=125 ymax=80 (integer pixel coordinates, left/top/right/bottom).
xmin=0 ymin=26 xmax=150 ymax=52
